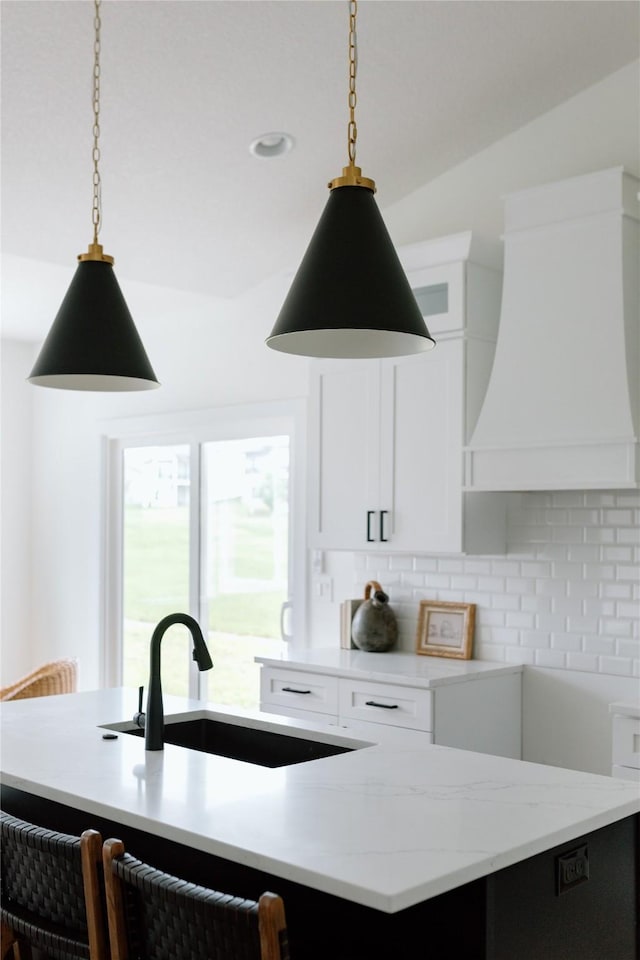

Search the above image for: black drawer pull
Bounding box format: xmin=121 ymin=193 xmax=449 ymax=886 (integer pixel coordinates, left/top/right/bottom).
xmin=380 ymin=510 xmax=388 ymax=542
xmin=282 ymin=686 xmax=312 ymax=695
xmin=365 ymin=700 xmax=399 ymax=710
xmin=366 ymin=510 xmax=375 ymax=542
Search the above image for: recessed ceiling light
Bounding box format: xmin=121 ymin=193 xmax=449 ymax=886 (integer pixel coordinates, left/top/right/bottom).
xmin=249 ymin=132 xmax=295 ymax=159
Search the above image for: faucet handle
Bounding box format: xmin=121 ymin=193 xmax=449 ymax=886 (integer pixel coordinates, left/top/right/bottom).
xmin=133 ymin=685 xmax=146 ymax=729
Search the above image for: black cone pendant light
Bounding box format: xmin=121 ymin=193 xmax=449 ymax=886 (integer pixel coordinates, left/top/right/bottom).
xmin=266 ymin=0 xmax=435 ymax=360
xmin=28 ymin=0 xmax=158 ymax=391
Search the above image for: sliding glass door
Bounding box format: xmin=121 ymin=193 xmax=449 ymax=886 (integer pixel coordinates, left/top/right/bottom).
xmin=105 ymin=403 xmax=303 ymax=708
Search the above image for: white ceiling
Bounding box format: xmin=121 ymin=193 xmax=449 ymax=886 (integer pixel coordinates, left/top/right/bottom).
xmin=2 ymin=0 xmax=638 ymax=341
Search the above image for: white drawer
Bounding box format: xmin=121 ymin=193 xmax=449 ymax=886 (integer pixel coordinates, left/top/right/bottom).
xmin=338 ymin=679 xmax=432 ymax=732
xmin=612 ymin=715 xmax=640 ymax=770
xmin=260 ymin=667 xmax=339 ymax=717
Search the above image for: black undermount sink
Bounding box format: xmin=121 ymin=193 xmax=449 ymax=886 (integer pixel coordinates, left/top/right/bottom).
xmin=114 ymin=716 xmax=359 ymax=768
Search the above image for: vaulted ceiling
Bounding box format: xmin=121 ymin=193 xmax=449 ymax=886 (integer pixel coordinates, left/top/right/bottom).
xmin=2 ymin=0 xmax=638 ymax=339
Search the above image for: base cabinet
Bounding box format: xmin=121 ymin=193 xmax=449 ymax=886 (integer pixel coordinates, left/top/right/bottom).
xmin=3 ymin=787 xmax=635 ymax=960
xmin=259 ymin=657 xmax=522 ymax=759
xmin=610 ymin=703 xmax=640 ymax=781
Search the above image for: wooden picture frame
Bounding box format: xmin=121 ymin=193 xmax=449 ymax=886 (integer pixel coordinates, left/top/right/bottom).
xmin=415 ymin=600 xmax=476 ymax=660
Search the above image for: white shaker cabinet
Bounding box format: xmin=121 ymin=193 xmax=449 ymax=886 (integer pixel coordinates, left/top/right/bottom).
xmin=257 ymin=650 xmax=523 ymax=759
xmin=610 ymin=702 xmax=640 ymax=782
xmin=307 ymin=232 xmax=507 ymax=554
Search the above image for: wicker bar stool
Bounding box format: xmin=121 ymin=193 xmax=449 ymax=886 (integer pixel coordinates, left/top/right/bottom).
xmin=0 ymin=660 xmax=78 ymax=701
xmin=102 ymin=838 xmax=291 ymax=960
xmin=0 ymin=811 xmax=109 ymax=960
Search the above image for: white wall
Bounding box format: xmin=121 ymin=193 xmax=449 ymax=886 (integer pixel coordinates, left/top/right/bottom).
xmin=1 ymin=340 xmax=35 ymax=683
xmin=3 ymin=273 xmax=309 ymax=689
xmin=1 ymin=63 xmax=638 ymax=772
xmin=384 ymin=62 xmax=640 ymax=249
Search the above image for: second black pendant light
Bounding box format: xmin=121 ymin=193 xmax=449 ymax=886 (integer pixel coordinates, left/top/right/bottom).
xmin=266 ymin=0 xmax=435 ymax=360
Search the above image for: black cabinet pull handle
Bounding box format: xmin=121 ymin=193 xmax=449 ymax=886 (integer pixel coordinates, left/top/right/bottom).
xmin=366 ymin=510 xmax=375 ymax=542
xmin=365 ymin=700 xmax=399 ymax=709
xmin=282 ymin=686 xmax=311 ymax=695
xmin=380 ymin=510 xmax=388 ymax=542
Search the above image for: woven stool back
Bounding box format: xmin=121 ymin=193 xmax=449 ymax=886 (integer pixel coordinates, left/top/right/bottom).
xmin=0 ymin=659 xmax=78 ymax=701
xmin=103 ymin=838 xmax=290 ymax=960
xmin=0 ymin=811 xmax=109 ymax=960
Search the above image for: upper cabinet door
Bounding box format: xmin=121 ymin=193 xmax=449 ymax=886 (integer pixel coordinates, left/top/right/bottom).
xmin=307 ymin=359 xmax=382 ymax=550
xmin=307 ymin=233 xmax=507 ymax=555
xmin=378 ymin=342 xmax=464 ymax=553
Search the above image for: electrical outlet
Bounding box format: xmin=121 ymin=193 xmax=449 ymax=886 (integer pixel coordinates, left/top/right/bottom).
xmin=314 ymin=575 xmax=333 ymax=602
xmin=556 ymin=844 xmax=589 ymax=895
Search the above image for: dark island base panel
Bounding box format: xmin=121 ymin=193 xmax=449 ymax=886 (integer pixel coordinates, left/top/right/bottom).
xmin=1 ymin=787 xmax=637 ymax=960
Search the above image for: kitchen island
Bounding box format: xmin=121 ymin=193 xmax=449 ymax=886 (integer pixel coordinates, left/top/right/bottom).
xmin=1 ymin=688 xmax=638 ymax=959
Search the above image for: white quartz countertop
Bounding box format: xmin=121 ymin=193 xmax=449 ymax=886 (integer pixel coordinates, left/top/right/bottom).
xmin=256 ymin=647 xmax=522 ymax=688
xmin=1 ymin=688 xmax=638 ymax=913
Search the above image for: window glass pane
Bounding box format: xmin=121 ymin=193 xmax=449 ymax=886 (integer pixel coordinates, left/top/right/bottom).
xmin=123 ymin=445 xmax=191 ymax=696
xmin=201 ymin=436 xmax=289 ymax=708
xmin=413 ymin=282 xmax=448 ymax=317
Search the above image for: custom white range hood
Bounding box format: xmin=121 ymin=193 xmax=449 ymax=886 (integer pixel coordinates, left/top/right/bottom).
xmin=465 ymin=166 xmax=639 ymax=491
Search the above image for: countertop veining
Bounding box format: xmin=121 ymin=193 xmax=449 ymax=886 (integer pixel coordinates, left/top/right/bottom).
xmin=1 ymin=687 xmax=638 ymax=913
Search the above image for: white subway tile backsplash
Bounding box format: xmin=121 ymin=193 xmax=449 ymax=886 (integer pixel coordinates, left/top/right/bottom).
xmin=477 ymin=576 xmax=506 ymax=592
xmin=491 ymin=560 xmax=521 ymax=576
xmin=552 ymin=492 xmax=585 ymax=507
xmin=505 ymin=646 xmax=536 ymax=665
xmin=413 ymin=557 xmax=438 ymax=572
xmin=603 ymin=547 xmax=635 ymax=563
xmin=585 ymin=527 xmax=615 ymax=543
xmin=602 ymin=582 xmax=633 ymax=599
xmin=522 ymin=630 xmax=550 ymax=648
xmin=425 ymin=574 xmax=451 ymax=589
xmin=584 ymin=563 xmax=615 ymax=580
xmin=521 ymin=595 xmax=552 ymax=613
xmin=569 ymin=509 xmax=600 ymax=525
xmin=617 ymin=527 xmax=640 ymax=544
xmin=534 ymin=649 xmax=567 ymax=668
xmin=551 ymin=633 xmax=583 ymax=652
xmin=567 ymin=545 xmax=600 ymax=561
xmin=617 ymin=601 xmax=640 ymax=618
xmin=603 ymin=509 xmax=634 ymax=525
xmin=601 ymin=618 xmax=633 ymax=638
xmin=491 ymin=594 xmax=521 ymax=611
xmin=567 ymin=615 xmax=598 ymax=633
xmin=599 ymin=656 xmax=633 ymax=677
xmin=520 ymin=561 xmax=552 ymax=577
xmin=583 ymin=635 xmax=616 ymax=655
xmin=537 ymin=613 xmax=568 ymax=632
xmin=537 ymin=579 xmax=568 ymax=598
xmin=617 ymin=638 xmax=640 ymax=658
xmin=507 ymin=577 xmax=536 ymax=593
xmin=478 ymin=610 xmax=507 ymax=627
xmin=566 ymin=652 xmax=600 ymax=673
xmin=355 ymin=491 xmax=638 ymax=681
xmin=450 ymin=575 xmax=477 ymax=590
xmin=567 ymin=580 xmax=599 ymax=599
xmin=506 ymin=611 xmax=536 ymax=629
xmin=389 ymin=556 xmax=414 ymax=571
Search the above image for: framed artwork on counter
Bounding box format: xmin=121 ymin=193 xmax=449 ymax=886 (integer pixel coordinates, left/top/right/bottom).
xmin=416 ymin=600 xmax=476 ymax=660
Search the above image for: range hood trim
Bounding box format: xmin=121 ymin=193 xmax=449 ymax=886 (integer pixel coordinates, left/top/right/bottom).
xmin=465 ymin=166 xmax=640 ymax=493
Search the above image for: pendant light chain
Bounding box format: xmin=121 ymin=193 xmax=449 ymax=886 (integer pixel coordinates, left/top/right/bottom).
xmin=91 ymin=0 xmax=102 ymax=245
xmin=347 ymin=0 xmax=358 ymax=166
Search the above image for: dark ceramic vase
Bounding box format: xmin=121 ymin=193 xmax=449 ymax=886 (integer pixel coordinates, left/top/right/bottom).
xmin=351 ymin=581 xmax=397 ymax=652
